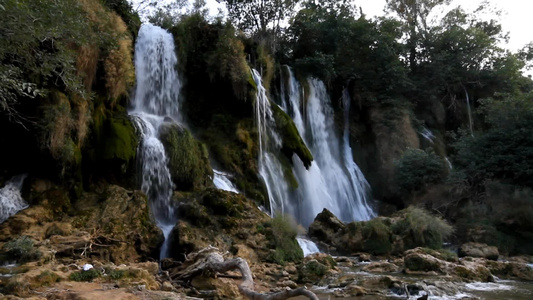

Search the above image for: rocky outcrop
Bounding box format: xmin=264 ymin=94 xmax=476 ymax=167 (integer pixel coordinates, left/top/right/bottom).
xmin=459 ymin=242 xmax=499 ymax=261
xmin=0 ymin=184 xmax=163 ymax=265
xmin=167 ymin=188 xmax=271 ymax=262
xmin=308 ymin=207 xmax=452 ymax=256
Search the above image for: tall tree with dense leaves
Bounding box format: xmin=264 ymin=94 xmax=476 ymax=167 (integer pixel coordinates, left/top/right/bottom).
xmin=220 ymin=0 xmax=300 ymax=36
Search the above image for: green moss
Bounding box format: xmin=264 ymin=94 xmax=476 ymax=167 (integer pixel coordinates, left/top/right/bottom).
xmin=361 ymin=218 xmax=393 ymax=255
xmin=32 ymin=271 xmax=61 ymax=288
xmin=265 ymin=214 xmax=303 ymax=265
xmin=69 ymin=269 xmax=101 ymax=282
xmin=270 ymin=102 xmax=313 ymax=168
xmin=102 ymin=115 xmax=138 ymax=162
xmin=159 ymin=123 xmax=213 ymax=191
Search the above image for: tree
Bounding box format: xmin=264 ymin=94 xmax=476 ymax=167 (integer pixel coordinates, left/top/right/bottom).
xmin=221 ymin=0 xmax=300 ymax=36
xmin=385 ymin=0 xmax=451 ymax=69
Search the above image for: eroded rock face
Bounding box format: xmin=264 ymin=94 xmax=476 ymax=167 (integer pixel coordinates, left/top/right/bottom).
xmin=0 ymin=184 xmax=163 ymax=265
xmin=167 ymin=188 xmax=271 ymax=263
xmin=459 ymin=242 xmax=499 ymax=261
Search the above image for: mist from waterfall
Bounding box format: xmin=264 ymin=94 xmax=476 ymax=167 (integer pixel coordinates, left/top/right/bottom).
xmin=130 ymin=24 xmax=181 ymax=259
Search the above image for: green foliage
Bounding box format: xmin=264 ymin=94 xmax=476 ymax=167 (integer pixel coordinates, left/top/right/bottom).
xmin=1 ymin=236 xmax=41 ymax=263
xmin=392 ymin=206 xmax=454 ymax=250
xmin=222 ymin=0 xmax=300 ymax=35
xmin=69 ymin=268 xmax=101 ymax=282
xmin=159 ymin=123 xmax=213 ymax=191
xmin=361 ymin=218 xmax=393 ymax=255
xmin=32 ymin=271 xmax=61 ymax=288
xmin=451 ymin=95 xmax=533 ymax=188
xmin=266 ymin=214 xmax=303 ymax=264
xmin=394 ymin=148 xmax=447 ymax=196
xmin=102 ymin=0 xmax=141 ymax=38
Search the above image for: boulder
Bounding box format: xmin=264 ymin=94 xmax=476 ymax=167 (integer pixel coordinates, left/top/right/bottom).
xmin=459 ymin=242 xmax=499 ymax=260
xmin=404 ymin=250 xmax=445 ymax=274
xmin=308 ymin=209 xmax=345 ymax=247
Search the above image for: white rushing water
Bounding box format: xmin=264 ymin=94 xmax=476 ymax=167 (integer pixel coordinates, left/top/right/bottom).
xmin=0 ymin=175 xmax=28 ymax=224
xmin=296 ymin=237 xmax=320 ymax=257
xmin=281 ymin=68 xmax=374 ymax=225
xmin=420 ymin=126 xmax=436 ymax=143
xmin=130 ymin=24 xmax=181 ymax=259
xmin=213 ymin=169 xmax=239 ymax=193
xmin=252 ymin=69 xmax=292 ymax=217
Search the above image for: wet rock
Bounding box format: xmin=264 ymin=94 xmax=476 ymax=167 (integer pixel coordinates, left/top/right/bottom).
xmin=485 ymin=260 xmax=533 ymax=281
xmin=404 ymin=249 xmax=445 ymax=274
xmin=308 ymin=209 xmax=345 ymax=246
xmin=344 ymin=283 xmax=368 ymax=296
xmin=362 ymin=261 xmax=400 ymax=273
xmin=459 ymin=242 xmax=499 ymax=261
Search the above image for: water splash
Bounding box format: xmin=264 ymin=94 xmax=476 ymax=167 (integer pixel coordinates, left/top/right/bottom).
xmin=296 ymin=237 xmax=320 ymax=257
xmin=0 ymin=175 xmax=28 ymax=224
xmin=130 ymin=24 xmax=181 ymax=259
xmin=213 ymin=169 xmax=239 ymax=193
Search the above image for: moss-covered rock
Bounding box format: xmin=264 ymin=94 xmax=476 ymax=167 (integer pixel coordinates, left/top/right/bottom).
xmin=265 ymin=214 xmax=304 ymax=265
xmin=167 ymin=189 xmax=271 ymax=263
xmin=158 ymin=122 xmax=213 ymax=191
xmin=308 ymin=207 xmax=453 ymax=256
xmin=271 ymin=102 xmax=313 ymax=168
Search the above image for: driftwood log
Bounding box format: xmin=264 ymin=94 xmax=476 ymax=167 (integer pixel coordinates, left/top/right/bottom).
xmin=171 ymin=246 xmax=319 ymax=300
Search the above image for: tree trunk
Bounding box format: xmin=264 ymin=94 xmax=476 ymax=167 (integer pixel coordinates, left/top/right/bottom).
xmin=172 ymin=246 xmax=319 ymax=300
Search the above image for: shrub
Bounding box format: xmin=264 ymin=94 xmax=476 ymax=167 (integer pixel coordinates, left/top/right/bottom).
xmin=266 ymin=214 xmax=303 ymax=265
xmin=69 ymin=268 xmax=101 ymax=282
xmin=394 ymin=148 xmax=447 ymax=197
xmin=392 ymin=206 xmax=454 ymax=250
xmin=31 ymin=271 xmax=61 ymax=288
xmin=361 ymin=218 xmax=393 ymax=255
xmin=2 ymin=236 xmax=41 ymax=263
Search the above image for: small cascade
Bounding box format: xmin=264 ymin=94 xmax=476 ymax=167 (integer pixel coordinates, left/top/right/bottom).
xmin=445 ymin=157 xmax=453 ymax=170
xmin=0 ymin=175 xmax=28 ymax=224
xmin=213 ymin=169 xmax=239 ymax=193
xmin=464 ymin=86 xmax=474 ymax=137
xmin=296 ymin=237 xmax=320 ymax=257
xmin=419 ymin=126 xmax=436 ymax=143
xmin=130 ymin=24 xmax=182 ymax=259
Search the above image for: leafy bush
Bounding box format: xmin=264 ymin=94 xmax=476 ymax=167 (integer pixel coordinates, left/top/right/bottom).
xmin=392 ymin=206 xmax=454 ymax=250
xmin=266 ymin=214 xmax=303 ymax=265
xmin=452 ymin=96 xmax=533 ymax=188
xmin=69 ymin=268 xmax=101 ymax=282
xmin=394 ymin=148 xmax=447 ymax=196
xmin=32 ymin=271 xmax=61 ymax=288
xmin=2 ymin=236 xmax=41 ymax=263
xmin=361 ymin=218 xmax=393 ymax=255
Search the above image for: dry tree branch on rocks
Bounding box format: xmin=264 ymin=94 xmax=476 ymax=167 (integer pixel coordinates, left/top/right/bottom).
xmin=171 ymin=246 xmax=319 ymax=300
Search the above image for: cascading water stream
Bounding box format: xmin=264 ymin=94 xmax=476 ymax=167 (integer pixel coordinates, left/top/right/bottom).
xmin=254 ymin=66 xmax=374 ymax=228
xmin=213 ymin=169 xmax=239 ymax=193
xmin=280 ymin=68 xmax=374 ymax=226
xmin=0 ymin=174 xmax=28 ymax=224
xmin=252 ymin=69 xmax=292 ymax=217
xmin=464 ymin=86 xmax=474 ymax=137
xmin=130 ymin=24 xmax=181 ymax=259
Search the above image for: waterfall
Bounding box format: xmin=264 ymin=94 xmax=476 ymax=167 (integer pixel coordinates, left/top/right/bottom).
xmin=130 ymin=24 xmax=181 ymax=259
xmin=296 ymin=237 xmax=320 ymax=257
xmin=419 ymin=126 xmax=436 ymax=143
xmin=213 ymin=169 xmax=239 ymax=193
xmin=464 ymin=86 xmax=474 ymax=137
xmin=0 ymin=175 xmax=27 ymax=224
xmin=252 ymin=69 xmax=293 ymax=217
xmin=254 ymin=67 xmax=374 ymax=227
